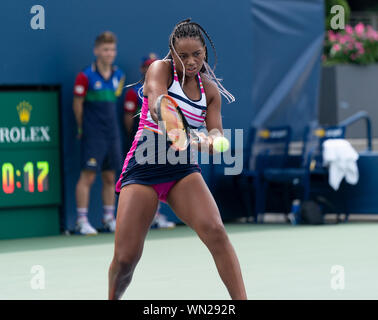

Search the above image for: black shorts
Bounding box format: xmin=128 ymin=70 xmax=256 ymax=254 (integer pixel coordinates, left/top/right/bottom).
xmin=81 ymin=137 xmax=121 ymax=172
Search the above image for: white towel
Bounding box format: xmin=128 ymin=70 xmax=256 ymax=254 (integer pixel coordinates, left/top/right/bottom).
xmin=322 ymin=139 xmax=359 ymax=191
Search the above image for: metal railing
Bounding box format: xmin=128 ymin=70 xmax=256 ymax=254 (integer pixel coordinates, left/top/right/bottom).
xmin=350 ymin=12 xmax=378 ymax=29
xmin=339 ymin=111 xmax=372 ymax=151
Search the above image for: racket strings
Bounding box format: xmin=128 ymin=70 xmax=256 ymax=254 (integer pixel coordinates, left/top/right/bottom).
xmin=160 ymin=100 xmax=188 ymax=150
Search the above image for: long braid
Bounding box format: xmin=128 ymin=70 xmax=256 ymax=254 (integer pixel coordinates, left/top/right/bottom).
xmin=166 ymin=19 xmax=235 ymax=103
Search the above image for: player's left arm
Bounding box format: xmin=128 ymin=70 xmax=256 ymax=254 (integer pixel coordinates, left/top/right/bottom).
xmin=198 ymin=77 xmax=224 ymax=154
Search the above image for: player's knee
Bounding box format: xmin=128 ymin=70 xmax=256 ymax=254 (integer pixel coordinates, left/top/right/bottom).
xmin=114 ymin=252 xmax=141 ymax=274
xmin=200 ymin=222 xmax=229 ymax=248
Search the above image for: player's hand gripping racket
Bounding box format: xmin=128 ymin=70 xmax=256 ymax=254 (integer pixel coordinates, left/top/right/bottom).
xmin=156 ymin=94 xmax=201 ymax=151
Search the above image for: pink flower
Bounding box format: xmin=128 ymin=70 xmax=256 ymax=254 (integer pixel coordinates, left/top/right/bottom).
xmin=350 ymin=53 xmax=357 ymax=60
xmin=355 ymin=23 xmax=365 ymax=37
xmin=347 ymin=42 xmax=354 ymax=50
xmin=328 ymin=30 xmax=337 ymax=42
xmin=366 ymin=25 xmax=378 ymax=41
xmin=332 ymin=44 xmax=341 ymax=52
xmin=366 ymin=25 xmax=374 ymax=34
xmin=344 ymin=34 xmax=353 ymax=42
xmin=345 ymin=25 xmax=354 ymax=35
xmin=355 ymin=49 xmax=365 ymax=59
xmin=339 ymin=35 xmax=349 ymax=44
xmin=354 ymin=41 xmax=363 ymax=51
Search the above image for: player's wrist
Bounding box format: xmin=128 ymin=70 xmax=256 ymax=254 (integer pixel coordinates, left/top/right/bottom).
xmin=207 ymin=136 xmax=214 ymax=154
xmin=207 ymin=135 xmax=214 ymax=147
xmin=196 ymin=133 xmax=212 ymax=152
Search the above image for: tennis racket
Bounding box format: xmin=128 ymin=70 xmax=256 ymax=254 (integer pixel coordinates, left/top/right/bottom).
xmin=156 ymin=94 xmax=201 ymax=151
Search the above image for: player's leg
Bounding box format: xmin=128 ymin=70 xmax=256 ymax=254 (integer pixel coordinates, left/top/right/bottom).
xmin=108 ymin=184 xmax=159 ymax=300
xmin=75 ymin=169 xmax=98 ymax=234
xmin=101 ymin=139 xmax=121 ymax=231
xmin=101 ymin=170 xmax=117 ymax=230
xmin=167 ymin=172 xmax=247 ymax=300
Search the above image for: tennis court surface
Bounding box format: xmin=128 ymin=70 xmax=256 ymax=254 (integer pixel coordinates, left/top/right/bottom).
xmin=1 ymin=221 xmax=377 ymax=300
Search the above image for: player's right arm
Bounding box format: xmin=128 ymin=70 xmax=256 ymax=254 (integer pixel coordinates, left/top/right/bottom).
xmin=143 ymin=60 xmax=171 ymax=123
xmin=73 ymin=72 xmax=89 ymax=139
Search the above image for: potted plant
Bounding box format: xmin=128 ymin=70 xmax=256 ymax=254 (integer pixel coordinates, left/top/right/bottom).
xmin=319 ymin=23 xmax=378 ymax=139
xmin=323 ymin=23 xmax=378 ymax=65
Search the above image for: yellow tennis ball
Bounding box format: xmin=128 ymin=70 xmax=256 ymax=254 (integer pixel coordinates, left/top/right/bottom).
xmin=213 ymin=136 xmax=230 ymax=152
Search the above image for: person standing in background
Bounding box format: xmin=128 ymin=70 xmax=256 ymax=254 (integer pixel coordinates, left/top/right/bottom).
xmin=124 ymin=53 xmax=175 ymax=229
xmin=123 ymin=54 xmax=157 ymax=155
xmin=73 ymin=31 xmax=125 ymax=235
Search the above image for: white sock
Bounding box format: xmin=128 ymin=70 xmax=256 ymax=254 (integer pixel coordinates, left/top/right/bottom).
xmin=103 ymin=205 xmax=115 ymax=221
xmin=77 ymin=208 xmax=88 ymax=223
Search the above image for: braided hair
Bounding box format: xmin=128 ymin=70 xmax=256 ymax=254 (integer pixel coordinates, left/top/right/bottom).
xmin=165 ymin=18 xmax=235 ymax=103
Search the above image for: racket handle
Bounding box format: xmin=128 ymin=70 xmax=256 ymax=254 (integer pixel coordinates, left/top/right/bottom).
xmin=190 ymin=130 xmax=201 ymax=142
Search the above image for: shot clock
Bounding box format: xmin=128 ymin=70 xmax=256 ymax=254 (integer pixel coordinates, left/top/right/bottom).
xmin=0 ymin=86 xmax=62 ymax=209
xmin=2 ymin=161 xmax=49 ymax=194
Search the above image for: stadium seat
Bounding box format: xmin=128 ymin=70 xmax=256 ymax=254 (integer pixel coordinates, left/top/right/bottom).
xmin=261 ymin=124 xmax=347 ymax=223
xmin=234 ymin=125 xmax=292 ymax=223
xmin=261 ymin=111 xmax=373 ymax=224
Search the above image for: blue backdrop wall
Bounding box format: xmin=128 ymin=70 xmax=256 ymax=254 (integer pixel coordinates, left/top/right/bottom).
xmin=0 ymin=0 xmax=324 ymax=231
xmin=250 ymin=0 xmax=324 ymax=139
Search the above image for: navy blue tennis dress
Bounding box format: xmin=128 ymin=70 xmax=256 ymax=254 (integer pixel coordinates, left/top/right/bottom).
xmin=115 ymin=60 xmax=207 ymax=202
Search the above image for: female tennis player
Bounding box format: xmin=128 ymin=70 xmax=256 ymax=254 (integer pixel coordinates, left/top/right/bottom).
xmin=108 ymin=19 xmax=247 ymax=300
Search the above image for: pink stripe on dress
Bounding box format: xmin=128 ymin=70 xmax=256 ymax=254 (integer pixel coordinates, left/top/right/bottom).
xmin=180 ymin=109 xmax=205 ymax=123
xmin=144 ymin=119 xmax=159 ymax=129
xmin=115 ymin=97 xmax=149 ymax=193
xmin=180 ymin=108 xmax=205 ymax=121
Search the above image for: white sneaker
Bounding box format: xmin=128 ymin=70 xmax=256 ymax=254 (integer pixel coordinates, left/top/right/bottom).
xmin=76 ymin=219 xmax=98 ymax=235
xmin=288 ymin=213 xmax=297 ymax=225
xmin=103 ymin=215 xmax=116 ymax=232
xmin=153 ymin=213 xmax=175 ymax=229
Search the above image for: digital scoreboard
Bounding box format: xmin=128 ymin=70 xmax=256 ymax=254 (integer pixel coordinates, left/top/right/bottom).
xmin=0 ymin=86 xmax=62 ymax=238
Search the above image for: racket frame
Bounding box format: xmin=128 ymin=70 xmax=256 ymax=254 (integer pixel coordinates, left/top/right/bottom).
xmin=156 ymin=94 xmax=199 ymax=150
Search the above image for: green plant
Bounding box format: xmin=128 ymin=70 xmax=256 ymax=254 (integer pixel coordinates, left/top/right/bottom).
xmin=323 ymin=23 xmax=378 ymax=65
